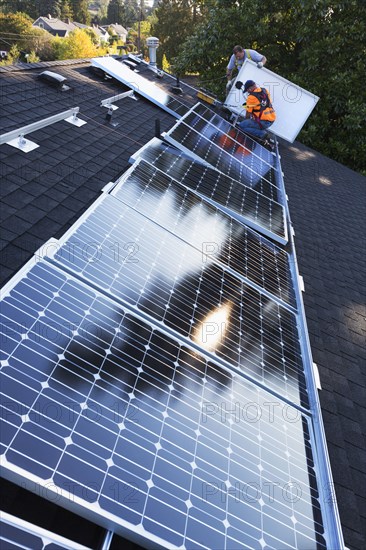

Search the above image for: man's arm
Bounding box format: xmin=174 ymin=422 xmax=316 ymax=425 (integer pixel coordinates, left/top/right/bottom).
xmin=226 ymin=54 xmax=235 ymax=80
xmin=257 ymin=55 xmax=267 ymax=68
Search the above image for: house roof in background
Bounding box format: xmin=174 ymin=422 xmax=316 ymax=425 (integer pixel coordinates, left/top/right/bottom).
xmin=33 ymin=16 xmax=76 ymax=34
xmin=102 ymin=23 xmax=128 ymax=35
xmin=0 ymin=58 xmax=365 ymax=550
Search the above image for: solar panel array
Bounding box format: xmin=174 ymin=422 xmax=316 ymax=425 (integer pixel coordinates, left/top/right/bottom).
xmin=91 ymin=56 xmax=189 ymax=118
xmin=111 ymin=160 xmax=291 ymax=304
xmin=163 ymin=104 xmax=280 ymax=202
xmin=0 ymin=95 xmax=343 ymax=549
xmin=129 ymin=138 xmax=287 ymax=244
xmin=50 ymin=194 xmax=303 ymax=404
xmin=2 ymin=261 xmax=325 ymax=550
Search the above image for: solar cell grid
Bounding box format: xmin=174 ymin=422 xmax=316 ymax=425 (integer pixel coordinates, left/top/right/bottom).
xmin=131 ymin=141 xmax=287 ymax=244
xmin=49 ymin=195 xmax=306 ymax=404
xmin=1 ymin=261 xmax=325 ymax=550
xmin=112 ymin=159 xmax=294 ymax=306
xmin=165 ymin=120 xmax=279 ymax=201
xmin=193 ymin=102 xmax=269 ymax=153
xmin=187 ymin=106 xmax=277 ymax=174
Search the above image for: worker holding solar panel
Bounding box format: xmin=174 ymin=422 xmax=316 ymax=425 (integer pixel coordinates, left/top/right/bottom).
xmin=235 ymin=79 xmax=276 ymax=150
xmin=226 ymin=45 xmax=266 ymax=93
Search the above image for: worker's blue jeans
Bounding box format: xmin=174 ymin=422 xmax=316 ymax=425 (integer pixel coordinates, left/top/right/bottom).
xmin=238 ymin=119 xmax=273 ymax=139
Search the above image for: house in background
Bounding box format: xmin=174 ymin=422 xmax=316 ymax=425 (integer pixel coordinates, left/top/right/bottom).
xmin=102 ymin=22 xmax=128 ymax=42
xmin=32 ymin=16 xmax=110 ymax=46
xmin=91 ymin=24 xmax=110 ymax=44
xmin=32 ymin=15 xmax=76 ymax=37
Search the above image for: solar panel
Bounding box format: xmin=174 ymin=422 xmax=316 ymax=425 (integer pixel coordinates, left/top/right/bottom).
xmin=1 ymin=260 xmax=327 ymax=550
xmin=0 ymin=511 xmax=90 ymax=550
xmin=129 ymin=139 xmax=287 ymax=245
xmin=91 ymin=57 xmax=189 ymax=118
xmin=163 ymin=106 xmax=281 ymax=202
xmin=47 ymin=194 xmax=304 ymax=405
xmin=111 ymin=159 xmax=294 ymax=306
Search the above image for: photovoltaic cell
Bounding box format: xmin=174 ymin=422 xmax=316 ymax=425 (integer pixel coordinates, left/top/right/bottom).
xmin=130 ymin=140 xmax=287 ymax=244
xmin=164 ymin=108 xmax=280 ymax=201
xmin=111 ymin=159 xmax=294 ymax=306
xmin=1 ymin=261 xmax=326 ymax=550
xmin=191 ymin=103 xmax=276 ymax=174
xmin=50 ymin=195 xmax=306 ymax=405
xmin=91 ymin=57 xmax=189 ymax=118
xmin=0 ymin=512 xmax=90 ymax=550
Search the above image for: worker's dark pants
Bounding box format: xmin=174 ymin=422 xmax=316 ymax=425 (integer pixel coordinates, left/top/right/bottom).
xmin=238 ymin=119 xmax=273 ymax=139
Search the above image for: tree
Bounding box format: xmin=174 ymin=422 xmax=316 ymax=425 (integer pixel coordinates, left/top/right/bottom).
xmin=151 ymin=0 xmax=203 ymax=69
xmin=56 ymin=0 xmax=74 ymax=20
xmin=0 ymin=44 xmax=20 ymax=65
xmin=96 ymin=0 xmax=109 ymax=23
xmin=107 ymin=0 xmax=124 ymax=24
xmin=0 ymin=11 xmax=34 ymax=52
xmin=290 ymin=0 xmax=366 ymax=173
xmin=106 ymin=0 xmax=140 ymax=27
xmin=34 ymin=0 xmax=59 ymax=19
xmin=26 ymin=50 xmax=40 ymax=62
xmin=70 ymin=0 xmax=90 ymax=24
xmin=0 ymin=12 xmax=53 ymax=56
xmin=126 ymin=0 xmax=140 ymax=26
xmin=52 ymin=27 xmax=99 ymax=58
xmin=173 ymin=0 xmax=297 ymax=90
xmin=128 ymin=17 xmax=152 ymax=57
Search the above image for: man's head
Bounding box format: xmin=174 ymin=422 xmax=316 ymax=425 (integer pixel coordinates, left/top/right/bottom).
xmin=233 ymin=45 xmax=245 ymax=61
xmin=243 ymin=80 xmax=256 ymax=92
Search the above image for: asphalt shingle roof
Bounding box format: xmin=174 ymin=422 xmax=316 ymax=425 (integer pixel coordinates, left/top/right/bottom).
xmin=0 ymin=59 xmax=365 ymax=550
xmin=279 ymin=140 xmax=366 ymax=549
xmin=0 ymin=62 xmax=174 ymax=285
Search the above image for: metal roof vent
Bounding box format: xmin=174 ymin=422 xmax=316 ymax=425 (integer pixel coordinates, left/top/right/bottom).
xmin=146 ymin=37 xmax=159 ymax=66
xmin=38 ymin=71 xmax=70 ymax=91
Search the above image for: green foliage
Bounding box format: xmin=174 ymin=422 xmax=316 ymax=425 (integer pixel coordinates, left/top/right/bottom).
xmin=95 ymin=0 xmax=109 ymax=23
xmin=56 ymin=0 xmax=74 ymax=20
xmin=128 ymin=17 xmax=153 ymax=56
xmin=0 ymin=12 xmax=53 ymax=57
xmin=107 ymin=0 xmax=121 ymax=23
xmin=71 ymin=0 xmax=90 ymax=24
xmin=51 ymin=27 xmax=99 ymax=58
xmin=107 ymin=0 xmax=140 ymax=27
xmin=0 ymin=43 xmax=20 ymax=65
xmin=83 ymin=26 xmax=99 ymax=45
xmin=26 ymin=50 xmax=40 ymax=62
xmin=151 ymin=0 xmax=204 ymax=68
xmin=289 ymin=0 xmax=366 ymax=173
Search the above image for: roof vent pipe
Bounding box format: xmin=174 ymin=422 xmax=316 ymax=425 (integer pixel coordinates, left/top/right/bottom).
xmin=146 ymin=37 xmax=159 ymax=66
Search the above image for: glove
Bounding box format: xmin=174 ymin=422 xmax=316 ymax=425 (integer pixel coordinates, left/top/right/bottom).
xmin=257 ymin=62 xmax=263 ymax=68
xmin=226 ymin=79 xmax=233 ymax=93
xmin=235 ymin=80 xmax=243 ymax=90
